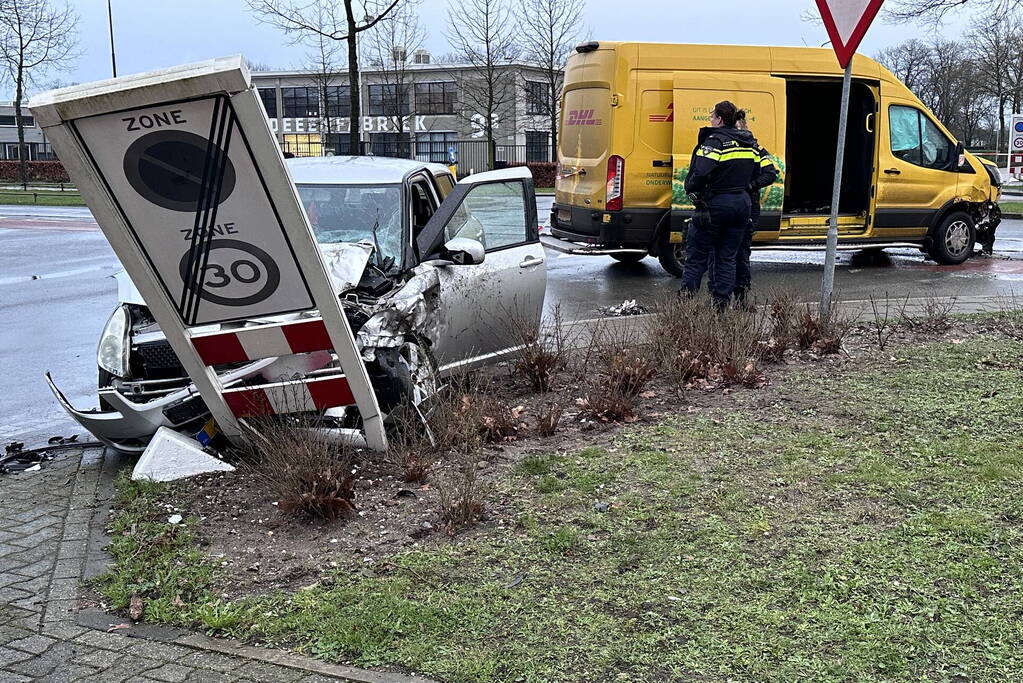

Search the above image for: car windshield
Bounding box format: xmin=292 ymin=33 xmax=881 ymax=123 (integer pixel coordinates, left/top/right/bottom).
xmin=297 ymin=183 xmax=403 ymax=270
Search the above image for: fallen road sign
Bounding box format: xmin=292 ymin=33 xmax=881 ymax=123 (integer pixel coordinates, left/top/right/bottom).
xmin=30 ymin=56 xmax=387 ymax=450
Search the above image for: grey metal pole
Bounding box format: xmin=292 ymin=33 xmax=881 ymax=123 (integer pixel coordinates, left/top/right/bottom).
xmin=107 ymin=0 xmax=117 ymax=78
xmin=819 ymin=60 xmax=853 ymax=321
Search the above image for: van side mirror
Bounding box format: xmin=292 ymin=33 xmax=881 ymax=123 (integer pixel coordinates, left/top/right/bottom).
xmin=431 ymin=237 xmax=485 ymax=266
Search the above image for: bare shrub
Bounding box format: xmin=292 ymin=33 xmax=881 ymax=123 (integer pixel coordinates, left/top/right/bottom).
xmin=867 ymin=291 xmax=909 ymax=350
xmin=436 ymin=450 xmax=486 ymax=531
xmin=579 ymin=322 xmax=657 ymax=421
xmin=761 ymin=290 xmax=802 ymax=361
xmin=798 ymin=301 xmax=854 ymax=354
xmin=384 ymin=403 xmax=433 ymax=483
xmin=918 ymin=295 xmax=957 ymax=331
xmin=512 ymin=304 xmax=570 ymax=392
xmin=238 ymin=417 xmax=358 ymax=522
xmin=424 ymin=374 xmax=525 ymax=451
xmin=535 ymin=401 xmax=563 ymax=437
xmin=647 ymin=293 xmax=764 ymax=389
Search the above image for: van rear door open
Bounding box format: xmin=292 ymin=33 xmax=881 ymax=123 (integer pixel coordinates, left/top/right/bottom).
xmin=670 ymin=73 xmax=786 ymax=236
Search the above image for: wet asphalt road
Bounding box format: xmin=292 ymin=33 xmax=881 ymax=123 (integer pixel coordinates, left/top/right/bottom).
xmin=3 ymin=199 xmax=1023 ymax=444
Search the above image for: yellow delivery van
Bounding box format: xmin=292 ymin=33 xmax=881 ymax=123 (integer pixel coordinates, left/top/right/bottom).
xmin=549 ymin=41 xmax=1002 ymax=276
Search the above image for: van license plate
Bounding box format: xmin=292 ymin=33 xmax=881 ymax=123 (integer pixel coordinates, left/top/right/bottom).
xmin=557 ymin=208 xmax=570 ymax=223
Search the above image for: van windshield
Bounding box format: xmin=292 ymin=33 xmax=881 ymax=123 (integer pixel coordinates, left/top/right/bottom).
xmin=559 ymin=87 xmax=610 ymax=160
xmin=296 ymin=183 xmax=403 ymax=270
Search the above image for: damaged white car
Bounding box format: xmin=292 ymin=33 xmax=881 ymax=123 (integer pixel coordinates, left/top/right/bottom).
xmin=48 ymin=156 xmax=546 ymax=452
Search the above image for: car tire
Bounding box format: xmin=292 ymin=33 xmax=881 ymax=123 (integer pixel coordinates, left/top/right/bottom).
xmin=929 ymin=211 xmax=975 ymax=265
xmin=609 ymin=252 xmax=646 ymax=264
xmin=657 ymin=231 xmax=686 ymax=277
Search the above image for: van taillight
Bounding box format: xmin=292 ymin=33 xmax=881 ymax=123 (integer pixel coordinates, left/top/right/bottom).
xmin=606 ymin=155 xmax=624 ymax=211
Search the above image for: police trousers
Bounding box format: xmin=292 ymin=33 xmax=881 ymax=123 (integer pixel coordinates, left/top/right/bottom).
xmin=681 ymin=192 xmax=751 ymax=307
xmin=734 ymin=200 xmax=761 ymax=303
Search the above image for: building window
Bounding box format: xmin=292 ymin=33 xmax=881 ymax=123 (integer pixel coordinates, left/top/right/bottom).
xmin=370 ymin=132 xmax=411 ymax=157
xmin=325 ymin=85 xmax=351 ymax=117
xmin=0 ymin=114 xmax=35 ymax=127
xmin=414 ymin=82 xmax=456 ymax=115
xmin=368 ymin=84 xmax=410 ymax=116
xmin=282 ymin=133 xmax=322 ymax=157
xmin=526 ymin=131 xmax=550 ymax=162
xmin=525 ymin=81 xmax=549 ymax=116
xmin=35 ymin=143 xmax=57 ymax=161
xmin=281 ymin=87 xmax=319 ymax=118
xmin=323 ymin=132 xmax=358 ymax=155
xmin=416 ymin=131 xmax=457 ymax=163
xmin=258 ymin=88 xmax=277 ymax=118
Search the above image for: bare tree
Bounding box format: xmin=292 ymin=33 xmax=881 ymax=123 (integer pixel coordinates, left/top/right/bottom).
xmin=886 ymin=0 xmax=1021 ymax=23
xmin=446 ymin=0 xmax=520 ymax=167
xmin=247 ymin=0 xmax=405 ymax=155
xmin=305 ymin=15 xmax=346 ymax=155
xmin=874 ymin=39 xmax=932 ymax=94
xmin=967 ymin=12 xmax=1018 ymax=151
xmin=0 ymin=0 xmax=79 ymax=188
xmin=366 ymin=0 xmax=425 ymax=153
xmin=515 ymin=0 xmax=585 ymax=154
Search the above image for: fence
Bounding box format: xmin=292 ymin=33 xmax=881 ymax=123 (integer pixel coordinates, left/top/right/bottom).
xmin=280 ymin=139 xmax=555 ymax=178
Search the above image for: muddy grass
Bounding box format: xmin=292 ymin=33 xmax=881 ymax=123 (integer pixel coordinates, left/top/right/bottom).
xmin=94 ymin=310 xmax=1023 ymax=681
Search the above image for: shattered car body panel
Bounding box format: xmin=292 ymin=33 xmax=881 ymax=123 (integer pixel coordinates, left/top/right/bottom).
xmin=46 ymin=149 xmax=544 ymax=451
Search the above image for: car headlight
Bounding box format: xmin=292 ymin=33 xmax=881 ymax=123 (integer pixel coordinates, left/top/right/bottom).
xmin=97 ymin=305 xmax=131 ymax=378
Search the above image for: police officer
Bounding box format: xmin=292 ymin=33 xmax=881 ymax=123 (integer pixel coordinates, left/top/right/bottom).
xmin=733 ymin=109 xmax=779 ymax=305
xmin=682 ymin=100 xmax=759 ymax=309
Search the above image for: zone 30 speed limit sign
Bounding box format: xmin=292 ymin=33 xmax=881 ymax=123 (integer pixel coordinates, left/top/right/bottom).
xmin=30 ymin=56 xmax=387 ymax=450
xmin=74 ymin=93 xmax=314 ymax=325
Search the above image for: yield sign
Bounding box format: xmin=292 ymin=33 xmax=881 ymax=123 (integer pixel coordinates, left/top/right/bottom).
xmin=815 ymin=0 xmax=886 ymax=68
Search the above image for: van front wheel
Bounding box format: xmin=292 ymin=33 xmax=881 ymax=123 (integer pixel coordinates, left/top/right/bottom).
xmin=930 ymin=212 xmax=975 ymax=265
xmin=657 ymin=235 xmax=686 ymax=277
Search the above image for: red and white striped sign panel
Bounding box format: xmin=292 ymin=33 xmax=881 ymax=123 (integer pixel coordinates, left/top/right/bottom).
xmin=815 ymin=0 xmax=885 ymax=68
xmin=222 ymin=374 xmax=355 ymax=418
xmin=191 ymin=318 xmax=331 ymax=365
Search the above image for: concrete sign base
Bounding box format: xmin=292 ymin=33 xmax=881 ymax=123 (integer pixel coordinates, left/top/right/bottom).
xmin=132 ymin=427 xmax=236 ymax=482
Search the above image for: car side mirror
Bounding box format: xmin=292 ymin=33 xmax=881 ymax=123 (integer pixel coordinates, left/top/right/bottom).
xmin=432 ymin=237 xmax=485 ymax=266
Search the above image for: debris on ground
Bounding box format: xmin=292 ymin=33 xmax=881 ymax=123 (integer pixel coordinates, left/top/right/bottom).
xmin=599 ymin=299 xmax=649 ymax=317
xmin=131 ymin=427 xmax=235 ymax=482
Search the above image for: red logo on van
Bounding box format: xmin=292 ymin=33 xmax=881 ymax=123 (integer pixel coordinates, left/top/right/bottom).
xmin=566 ymin=109 xmax=602 ymax=126
xmin=649 ymin=102 xmax=674 ymax=123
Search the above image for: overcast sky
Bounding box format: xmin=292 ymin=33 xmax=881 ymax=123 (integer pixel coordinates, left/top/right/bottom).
xmin=3 ymin=0 xmax=974 ymax=100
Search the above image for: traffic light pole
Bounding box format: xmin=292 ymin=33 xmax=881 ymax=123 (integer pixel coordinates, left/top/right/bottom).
xmin=820 ymin=60 xmax=852 ymax=321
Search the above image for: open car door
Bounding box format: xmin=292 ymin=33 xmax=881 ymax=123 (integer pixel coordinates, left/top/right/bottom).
xmin=415 ymin=166 xmax=546 ymax=372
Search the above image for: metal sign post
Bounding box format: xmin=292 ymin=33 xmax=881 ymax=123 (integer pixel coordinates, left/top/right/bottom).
xmin=30 ymin=56 xmax=387 ymax=450
xmin=814 ymin=0 xmax=885 ymax=320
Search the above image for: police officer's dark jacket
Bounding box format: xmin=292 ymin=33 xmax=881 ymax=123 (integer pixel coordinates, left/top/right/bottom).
xmin=684 ymin=125 xmax=760 ymax=200
xmin=750 ymin=143 xmax=779 ymax=203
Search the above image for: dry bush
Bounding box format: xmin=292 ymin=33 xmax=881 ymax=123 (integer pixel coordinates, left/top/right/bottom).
xmin=384 ymin=403 xmax=433 ymax=483
xmin=535 ymin=401 xmax=563 ymax=437
xmin=579 ymin=322 xmax=657 ymax=421
xmin=761 ymin=290 xmax=802 ymax=361
xmin=868 ymin=291 xmax=909 ymax=350
xmin=647 ymin=293 xmax=764 ymax=389
xmin=424 ymin=374 xmax=525 ymax=451
xmin=918 ymin=295 xmax=957 ymax=331
xmin=798 ymin=300 xmax=854 ymax=354
xmin=238 ymin=417 xmax=358 ymax=522
xmin=436 ymin=450 xmax=486 ymax=531
xmin=511 ymin=304 xmax=570 ymax=392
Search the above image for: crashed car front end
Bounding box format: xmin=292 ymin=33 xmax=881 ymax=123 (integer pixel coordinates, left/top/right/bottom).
xmin=49 ymin=243 xmax=446 ymax=452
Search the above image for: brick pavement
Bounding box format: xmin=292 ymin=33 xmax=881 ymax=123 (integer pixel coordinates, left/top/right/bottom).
xmin=0 ymin=446 xmax=421 ymax=683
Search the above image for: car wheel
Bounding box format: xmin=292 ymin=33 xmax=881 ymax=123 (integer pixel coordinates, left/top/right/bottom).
xmin=929 ymin=211 xmax=975 ymax=265
xmin=657 ymin=231 xmax=686 ymax=277
xmin=609 ymin=252 xmax=646 ymax=264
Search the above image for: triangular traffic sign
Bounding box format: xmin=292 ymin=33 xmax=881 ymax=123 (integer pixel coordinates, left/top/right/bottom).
xmin=815 ymin=0 xmax=886 ymax=68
